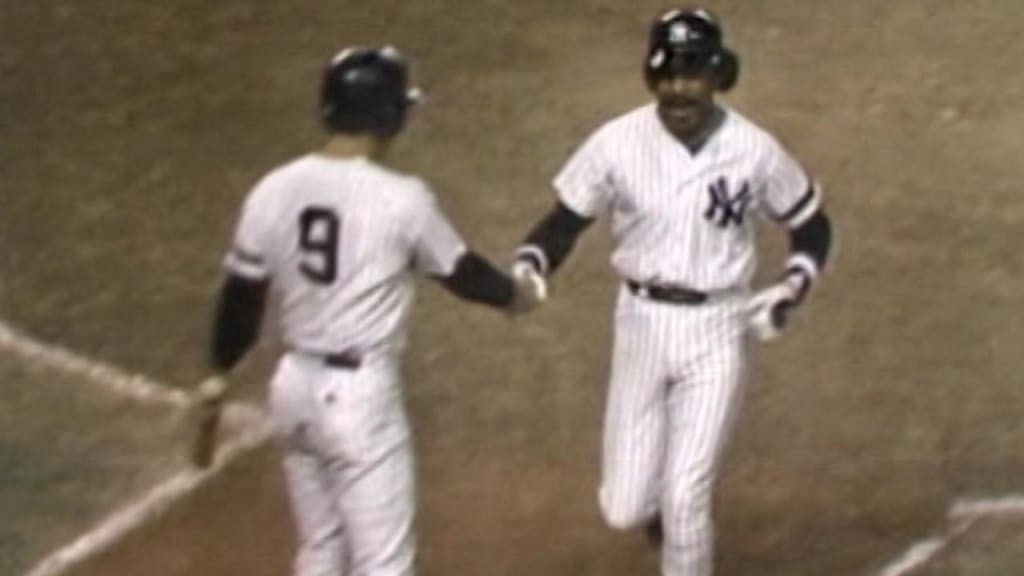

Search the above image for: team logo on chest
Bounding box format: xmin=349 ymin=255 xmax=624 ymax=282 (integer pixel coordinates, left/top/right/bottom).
xmin=704 ymin=177 xmax=752 ymax=227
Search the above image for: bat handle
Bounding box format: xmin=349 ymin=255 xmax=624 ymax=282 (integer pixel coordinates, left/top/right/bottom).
xmin=191 ymin=401 xmax=223 ymax=469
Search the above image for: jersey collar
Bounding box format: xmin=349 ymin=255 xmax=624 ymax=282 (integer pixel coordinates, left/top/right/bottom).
xmin=653 ymin=104 xmax=729 ymax=157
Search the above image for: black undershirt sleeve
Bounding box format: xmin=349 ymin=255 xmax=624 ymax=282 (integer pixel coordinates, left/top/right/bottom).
xmin=519 ymin=201 xmax=594 ymax=274
xmin=210 ymin=274 xmax=269 ymax=372
xmin=788 ymin=209 xmax=832 ymax=271
xmin=437 ymin=251 xmax=516 ymax=309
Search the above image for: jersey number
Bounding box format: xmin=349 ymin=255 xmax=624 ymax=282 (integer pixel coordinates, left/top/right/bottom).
xmin=298 ymin=207 xmax=340 ymax=284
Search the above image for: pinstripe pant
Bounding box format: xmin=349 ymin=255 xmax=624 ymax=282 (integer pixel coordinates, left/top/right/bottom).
xmin=268 ymin=353 xmax=415 ymax=576
xmin=599 ymin=286 xmax=748 ymax=576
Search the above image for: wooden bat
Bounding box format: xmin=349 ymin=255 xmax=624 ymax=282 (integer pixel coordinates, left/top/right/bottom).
xmin=190 ymin=377 xmax=227 ymax=469
xmin=190 ymin=399 xmax=223 ymax=468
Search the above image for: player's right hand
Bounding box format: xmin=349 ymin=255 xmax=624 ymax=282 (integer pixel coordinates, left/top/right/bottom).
xmin=508 ymin=260 xmax=547 ymax=315
xmin=512 ymin=260 xmax=548 ymax=302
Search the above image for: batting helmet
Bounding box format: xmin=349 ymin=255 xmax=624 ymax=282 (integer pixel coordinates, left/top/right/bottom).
xmin=319 ymin=46 xmax=422 ymax=138
xmin=645 ymin=8 xmax=739 ymax=92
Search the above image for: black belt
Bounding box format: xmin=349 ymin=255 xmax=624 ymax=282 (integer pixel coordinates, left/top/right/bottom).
xmin=295 ymin=349 xmax=362 ymax=370
xmin=325 ymin=350 xmax=362 ymax=369
xmin=626 ymin=280 xmax=708 ymax=305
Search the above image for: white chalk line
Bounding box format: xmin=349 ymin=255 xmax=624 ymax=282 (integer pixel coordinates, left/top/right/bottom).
xmin=22 ymin=416 xmax=273 ymax=576
xmin=0 ymin=319 xmax=274 ymax=576
xmin=0 ymin=320 xmax=188 ymax=407
xmin=874 ymin=493 xmax=1024 ymax=576
xmin=875 ymin=516 xmax=976 ymax=576
xmin=951 ymin=494 xmax=1024 ymax=519
xmin=12 ymin=318 xmax=1024 ymax=576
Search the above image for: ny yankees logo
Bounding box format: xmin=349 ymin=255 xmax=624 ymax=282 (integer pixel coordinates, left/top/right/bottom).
xmin=704 ymin=177 xmax=752 ymax=227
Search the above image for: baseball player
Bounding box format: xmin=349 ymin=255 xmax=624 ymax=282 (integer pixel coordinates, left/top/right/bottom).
xmin=198 ymin=46 xmax=536 ymax=576
xmin=512 ymin=8 xmax=833 ymax=575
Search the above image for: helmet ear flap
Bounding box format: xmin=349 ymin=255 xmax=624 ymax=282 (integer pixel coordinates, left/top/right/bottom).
xmin=715 ymin=48 xmax=740 ymax=92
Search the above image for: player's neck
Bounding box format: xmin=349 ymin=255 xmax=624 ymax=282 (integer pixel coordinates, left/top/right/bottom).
xmin=675 ymin=105 xmax=726 ymax=155
xmin=319 ymin=134 xmax=388 ymax=161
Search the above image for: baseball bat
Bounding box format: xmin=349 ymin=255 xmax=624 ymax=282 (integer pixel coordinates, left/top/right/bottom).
xmin=190 ymin=396 xmax=223 ymax=469
xmin=189 ymin=375 xmax=229 ymax=468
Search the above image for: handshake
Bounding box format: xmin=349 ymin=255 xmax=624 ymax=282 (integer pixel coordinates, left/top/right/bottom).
xmin=507 ymin=257 xmax=548 ymax=315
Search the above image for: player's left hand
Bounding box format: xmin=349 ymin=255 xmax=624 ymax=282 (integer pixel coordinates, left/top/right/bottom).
xmin=193 ymin=375 xmax=229 ymax=407
xmin=746 ymin=281 xmax=800 ymax=342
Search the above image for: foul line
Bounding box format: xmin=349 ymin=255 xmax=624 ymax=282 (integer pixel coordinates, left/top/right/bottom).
xmin=15 ymin=318 xmax=1024 ymax=576
xmin=0 ymin=320 xmax=188 ymax=407
xmin=875 ymin=493 xmax=1024 ymax=576
xmin=951 ymin=495 xmax=1024 ymax=519
xmin=22 ymin=413 xmax=273 ymax=576
xmin=0 ymin=319 xmax=275 ymax=576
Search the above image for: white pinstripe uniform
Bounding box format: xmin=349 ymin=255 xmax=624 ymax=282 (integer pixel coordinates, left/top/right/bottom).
xmin=225 ymin=153 xmax=466 ymax=576
xmin=555 ymin=103 xmax=820 ymax=575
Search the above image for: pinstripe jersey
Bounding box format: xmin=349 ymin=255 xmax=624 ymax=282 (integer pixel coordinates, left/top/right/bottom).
xmin=555 ymin=103 xmax=820 ymax=292
xmin=224 ymin=153 xmax=466 ymax=357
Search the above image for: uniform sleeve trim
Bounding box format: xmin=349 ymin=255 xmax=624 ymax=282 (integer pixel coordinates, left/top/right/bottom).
xmin=555 ymin=184 xmax=602 ymax=219
xmin=778 ymin=181 xmax=821 ymax=228
xmin=785 ymin=253 xmax=820 ymax=281
xmin=434 ymin=245 xmax=468 ymax=278
xmin=223 ymin=253 xmax=269 ymax=281
xmin=514 ymin=244 xmax=550 ymax=276
xmin=229 ymin=247 xmax=264 ymax=266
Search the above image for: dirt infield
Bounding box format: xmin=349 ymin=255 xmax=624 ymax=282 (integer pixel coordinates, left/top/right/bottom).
xmin=4 ymin=1 xmax=1024 ymax=575
xmin=0 ymin=348 xmax=182 ymax=576
xmin=915 ymin=515 xmax=1024 ymax=575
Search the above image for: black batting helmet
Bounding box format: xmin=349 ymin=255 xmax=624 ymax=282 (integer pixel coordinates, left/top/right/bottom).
xmin=320 ymin=46 xmax=422 ymax=138
xmin=645 ymin=8 xmax=739 ymax=92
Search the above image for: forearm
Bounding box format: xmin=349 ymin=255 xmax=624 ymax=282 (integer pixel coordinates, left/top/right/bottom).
xmin=438 ymin=251 xmax=517 ymax=309
xmin=210 ymin=274 xmax=269 ymax=372
xmin=782 ymin=209 xmax=833 ymax=301
xmin=515 ymin=201 xmax=593 ymax=275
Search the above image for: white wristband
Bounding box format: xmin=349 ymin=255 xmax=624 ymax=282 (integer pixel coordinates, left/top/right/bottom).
xmin=783 ymin=254 xmax=819 ymax=301
xmin=514 ymin=244 xmax=549 ymax=276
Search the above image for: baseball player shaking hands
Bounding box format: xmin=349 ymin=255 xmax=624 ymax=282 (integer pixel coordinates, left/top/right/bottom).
xmin=514 ymin=8 xmax=833 ymax=576
xmin=196 ymin=47 xmax=539 ymax=576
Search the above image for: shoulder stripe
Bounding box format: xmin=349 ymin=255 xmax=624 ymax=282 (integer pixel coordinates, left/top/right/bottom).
xmin=777 ymin=182 xmax=819 ymax=225
xmin=230 ymin=247 xmax=264 ymax=266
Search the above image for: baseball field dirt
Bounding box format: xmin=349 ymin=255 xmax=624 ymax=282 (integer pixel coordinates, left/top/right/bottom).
xmin=913 ymin=515 xmax=1024 ymax=575
xmin=3 ymin=1 xmax=1023 ymax=575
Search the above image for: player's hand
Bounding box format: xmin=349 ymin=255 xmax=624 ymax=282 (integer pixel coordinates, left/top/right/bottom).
xmin=746 ymin=280 xmax=800 ymax=342
xmin=508 ymin=260 xmax=547 ymax=315
xmin=513 ymin=260 xmax=548 ymax=301
xmin=193 ymin=375 xmax=229 ymax=408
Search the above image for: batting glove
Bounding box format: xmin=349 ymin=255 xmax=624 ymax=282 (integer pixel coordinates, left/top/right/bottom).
xmin=512 ymin=259 xmax=548 ymax=304
xmin=746 ymin=274 xmax=807 ymax=342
